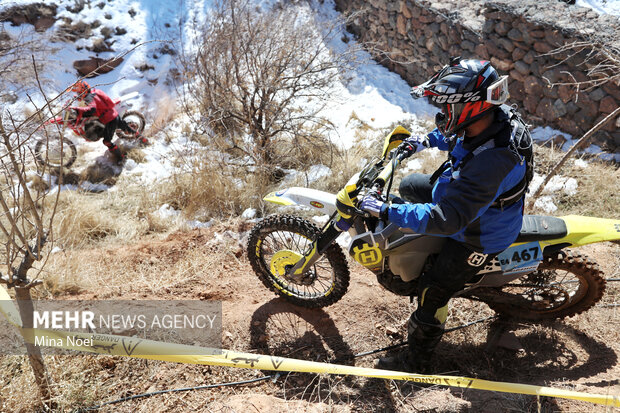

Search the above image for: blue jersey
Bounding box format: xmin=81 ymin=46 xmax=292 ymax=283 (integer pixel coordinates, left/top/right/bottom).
xmin=386 ymin=107 xmax=526 ymax=253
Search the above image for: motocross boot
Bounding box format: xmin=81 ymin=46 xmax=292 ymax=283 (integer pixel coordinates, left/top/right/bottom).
xmin=136 ymin=131 xmax=149 ymax=146
xmin=108 ymin=144 xmax=125 ymax=164
xmin=376 ymin=312 xmax=444 ymax=374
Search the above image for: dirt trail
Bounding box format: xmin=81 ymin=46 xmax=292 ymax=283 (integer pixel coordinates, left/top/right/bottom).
xmin=29 ymin=227 xmax=620 ymax=411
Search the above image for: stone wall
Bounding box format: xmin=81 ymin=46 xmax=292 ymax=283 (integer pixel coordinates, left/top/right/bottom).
xmin=334 ymin=0 xmax=620 ymax=151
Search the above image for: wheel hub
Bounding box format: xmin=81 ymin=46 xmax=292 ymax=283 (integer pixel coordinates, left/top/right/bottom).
xmin=270 ymin=250 xmax=314 ymax=285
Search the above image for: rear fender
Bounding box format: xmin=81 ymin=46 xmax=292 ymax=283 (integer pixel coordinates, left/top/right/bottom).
xmin=552 ymin=215 xmax=620 ymax=247
xmin=264 ymin=187 xmax=337 ymax=215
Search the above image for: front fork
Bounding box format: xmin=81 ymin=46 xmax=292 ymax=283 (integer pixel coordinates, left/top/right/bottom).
xmin=285 ymin=221 xmax=342 ymax=282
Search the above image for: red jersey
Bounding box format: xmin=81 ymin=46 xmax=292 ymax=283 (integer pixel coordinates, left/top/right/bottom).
xmin=74 ymin=88 xmax=118 ymax=124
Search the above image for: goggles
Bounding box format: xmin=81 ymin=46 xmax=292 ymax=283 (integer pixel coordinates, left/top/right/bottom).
xmin=485 ymin=75 xmax=509 ymax=105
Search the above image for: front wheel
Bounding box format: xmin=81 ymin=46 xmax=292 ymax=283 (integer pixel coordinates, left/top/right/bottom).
xmin=247 ymin=215 xmax=350 ymax=308
xmin=480 ymin=250 xmax=606 ymax=321
xmin=34 ymin=137 xmax=78 ymax=168
xmin=117 ymin=110 xmax=146 ymax=139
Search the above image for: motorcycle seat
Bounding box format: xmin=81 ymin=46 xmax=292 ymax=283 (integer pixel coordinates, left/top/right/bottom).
xmin=515 ymin=215 xmax=567 ymax=243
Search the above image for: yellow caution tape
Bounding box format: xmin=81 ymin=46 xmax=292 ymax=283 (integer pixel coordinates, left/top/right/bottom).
xmin=1 ymin=287 xmax=618 ymax=407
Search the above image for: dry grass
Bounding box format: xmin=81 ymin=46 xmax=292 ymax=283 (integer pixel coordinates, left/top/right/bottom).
xmin=146 ymin=90 xmax=177 ymax=137
xmin=39 ymin=179 xmax=185 ymax=251
xmin=530 ymin=145 xmax=620 ymax=218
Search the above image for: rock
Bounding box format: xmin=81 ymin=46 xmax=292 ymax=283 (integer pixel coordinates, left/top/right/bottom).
xmin=419 ymin=13 xmax=435 ymax=23
xmin=514 ymin=60 xmax=530 ymax=76
xmin=475 ymin=43 xmax=490 ymax=59
xmin=87 ymin=38 xmax=114 ymax=53
xmin=561 ymin=119 xmax=581 ymax=135
xmin=576 ymin=93 xmax=597 ymax=117
xmin=0 ymin=3 xmax=57 ymax=31
xmin=486 ymin=40 xmax=510 ymax=60
xmin=566 ymin=101 xmax=579 ymax=115
xmin=602 ymin=82 xmax=620 ymax=101
xmin=574 ymin=108 xmax=594 ymax=130
xmin=425 ymin=37 xmax=436 ymax=53
xmin=595 ymin=113 xmax=617 ymax=132
xmin=552 ymin=98 xmax=568 ymax=117
xmin=510 ymin=69 xmax=526 ymax=83
xmin=524 ymin=94 xmax=539 ymax=114
xmin=544 ymin=84 xmax=559 ymax=99
xmin=599 ymin=96 xmax=618 ymax=114
xmin=523 ymin=75 xmax=544 ymax=96
xmin=482 ymin=19 xmax=495 ymax=34
xmin=491 ymin=57 xmax=513 ymax=72
xmin=536 ymin=97 xmax=561 ymax=121
xmin=498 ymin=38 xmax=515 ymax=53
xmin=461 ymin=39 xmax=475 ymax=51
xmin=494 ymin=21 xmax=510 ymax=35
xmin=507 ymin=28 xmax=523 ymax=42
xmin=589 ymin=88 xmax=606 ymax=102
xmin=401 ymin=3 xmax=412 ymax=18
xmin=497 ymin=331 xmax=523 ymax=351
xmin=541 ymin=67 xmax=568 ymax=85
xmin=396 ymin=14 xmax=406 ymax=35
xmin=73 ymin=56 xmax=123 ymax=77
xmin=558 ymin=85 xmax=575 ymax=103
xmin=385 ymin=326 xmax=400 ymax=336
xmin=523 ymin=50 xmax=535 ymax=65
xmin=544 ymin=29 xmax=565 ymax=47
xmin=533 ymin=41 xmax=553 ymax=54
xmin=512 ymin=47 xmax=527 ymax=61
xmin=508 ymin=79 xmax=526 ymax=100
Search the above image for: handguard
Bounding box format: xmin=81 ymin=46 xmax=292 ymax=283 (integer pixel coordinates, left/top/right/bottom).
xmin=336 ymin=184 xmax=360 ymax=219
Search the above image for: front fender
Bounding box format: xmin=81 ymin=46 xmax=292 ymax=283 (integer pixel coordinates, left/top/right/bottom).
xmin=264 ymin=187 xmax=337 ymax=215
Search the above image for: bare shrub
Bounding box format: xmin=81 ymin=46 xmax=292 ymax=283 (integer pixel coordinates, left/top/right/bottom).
xmin=158 ymin=148 xmax=272 ymax=219
xmin=0 ymin=22 xmax=52 ymax=100
xmin=179 ymin=0 xmax=360 ymax=181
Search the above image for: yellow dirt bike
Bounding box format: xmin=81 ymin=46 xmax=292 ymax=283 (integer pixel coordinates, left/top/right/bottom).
xmin=247 ymin=126 xmax=618 ymax=320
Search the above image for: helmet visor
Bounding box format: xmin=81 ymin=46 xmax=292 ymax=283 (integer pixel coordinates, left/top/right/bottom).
xmin=486 ymin=75 xmax=509 ymax=105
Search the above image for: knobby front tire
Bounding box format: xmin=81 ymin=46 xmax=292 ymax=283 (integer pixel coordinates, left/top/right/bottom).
xmin=247 ymin=215 xmax=350 ymax=308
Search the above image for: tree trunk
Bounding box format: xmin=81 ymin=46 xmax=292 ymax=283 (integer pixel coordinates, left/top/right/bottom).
xmin=15 ymin=287 xmax=54 ymax=408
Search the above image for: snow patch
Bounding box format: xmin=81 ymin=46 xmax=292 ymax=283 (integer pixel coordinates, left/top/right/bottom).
xmin=242 ymin=208 xmax=257 ymax=219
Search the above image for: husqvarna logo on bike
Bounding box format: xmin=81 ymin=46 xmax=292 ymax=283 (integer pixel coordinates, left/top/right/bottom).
xmin=467 ymin=252 xmax=488 ymax=267
xmin=353 ymin=244 xmax=382 ymax=266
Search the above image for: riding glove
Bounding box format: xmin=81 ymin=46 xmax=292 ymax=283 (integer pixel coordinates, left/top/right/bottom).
xmin=359 ymin=193 xmax=388 ymax=220
xmin=398 ymin=135 xmax=430 ymax=158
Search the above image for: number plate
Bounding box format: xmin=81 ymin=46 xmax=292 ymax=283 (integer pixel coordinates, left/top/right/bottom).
xmin=497 ymin=242 xmax=542 ymax=273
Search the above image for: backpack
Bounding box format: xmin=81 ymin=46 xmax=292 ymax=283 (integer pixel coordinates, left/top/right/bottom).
xmin=499 ymin=106 xmax=534 ymax=208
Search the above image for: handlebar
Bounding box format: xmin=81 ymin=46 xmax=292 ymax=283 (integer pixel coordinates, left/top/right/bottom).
xmin=374 ymin=146 xmax=410 ymax=187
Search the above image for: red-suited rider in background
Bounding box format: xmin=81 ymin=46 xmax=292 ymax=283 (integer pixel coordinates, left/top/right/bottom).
xmin=70 ymin=80 xmax=147 ymax=164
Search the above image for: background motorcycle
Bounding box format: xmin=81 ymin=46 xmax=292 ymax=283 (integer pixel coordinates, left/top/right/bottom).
xmin=34 ymin=92 xmax=146 ymax=168
xmin=247 ymin=126 xmax=618 ymax=321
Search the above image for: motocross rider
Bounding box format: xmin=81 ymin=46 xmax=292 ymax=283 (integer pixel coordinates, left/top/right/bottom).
xmin=70 ymin=80 xmax=147 ymax=163
xmin=359 ymin=58 xmax=532 ymax=373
